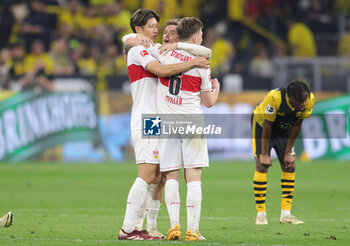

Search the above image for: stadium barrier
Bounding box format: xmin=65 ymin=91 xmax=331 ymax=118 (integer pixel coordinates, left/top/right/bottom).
xmin=0 ymin=88 xmax=347 ymax=163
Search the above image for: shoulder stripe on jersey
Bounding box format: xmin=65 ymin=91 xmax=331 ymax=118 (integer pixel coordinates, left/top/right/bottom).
xmin=128 ymin=64 xmax=157 ymax=83
xmin=159 ymin=74 xmax=202 ymax=92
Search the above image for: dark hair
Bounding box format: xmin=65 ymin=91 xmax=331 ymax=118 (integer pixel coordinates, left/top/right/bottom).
xmin=130 ymin=9 xmax=160 ymax=33
xmin=176 ymin=17 xmax=203 ymax=41
xmin=286 ymin=80 xmax=311 ymax=102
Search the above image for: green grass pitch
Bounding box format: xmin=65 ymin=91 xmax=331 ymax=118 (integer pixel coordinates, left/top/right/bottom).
xmin=0 ymin=160 xmax=349 ymax=245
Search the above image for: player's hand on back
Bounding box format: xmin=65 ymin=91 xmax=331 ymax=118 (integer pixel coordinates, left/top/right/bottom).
xmin=192 ymin=56 xmax=210 ymax=68
xmin=136 ymin=34 xmax=154 ymax=48
xmin=283 ymin=152 xmax=295 ymax=168
xmin=259 ymin=154 xmax=272 ymax=166
xmin=159 ymin=43 xmax=178 ymax=55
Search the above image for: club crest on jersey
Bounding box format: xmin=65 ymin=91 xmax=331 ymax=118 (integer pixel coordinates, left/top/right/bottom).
xmin=265 ymin=104 xmax=275 ymax=114
xmin=143 ymin=116 xmax=161 ymax=136
xmin=140 ymin=50 xmax=149 ymax=57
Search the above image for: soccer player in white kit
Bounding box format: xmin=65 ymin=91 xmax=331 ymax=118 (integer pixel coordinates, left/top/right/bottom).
xmin=157 ymin=17 xmax=220 ymax=241
xmin=123 ymin=18 xmax=212 ymax=239
xmin=118 ymin=10 xmax=210 ymax=241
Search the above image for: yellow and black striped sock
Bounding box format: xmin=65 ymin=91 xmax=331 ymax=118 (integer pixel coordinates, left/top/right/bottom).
xmin=281 ymin=172 xmax=295 ymax=211
xmin=253 ymin=171 xmax=267 ymax=212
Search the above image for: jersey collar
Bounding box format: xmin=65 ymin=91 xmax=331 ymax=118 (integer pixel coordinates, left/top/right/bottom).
xmin=285 ymin=93 xmax=295 ymax=111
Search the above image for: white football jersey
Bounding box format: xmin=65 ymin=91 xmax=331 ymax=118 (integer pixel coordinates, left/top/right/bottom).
xmin=157 ymin=49 xmax=212 ymax=114
xmin=127 ymin=45 xmax=158 ymax=131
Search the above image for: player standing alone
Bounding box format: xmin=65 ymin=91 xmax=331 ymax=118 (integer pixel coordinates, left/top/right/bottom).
xmin=251 ymin=80 xmax=314 ymax=224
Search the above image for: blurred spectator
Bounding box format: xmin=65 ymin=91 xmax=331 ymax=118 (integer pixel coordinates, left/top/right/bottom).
xmin=338 ymin=26 xmax=350 ymax=56
xmin=249 ymin=44 xmax=274 ymax=78
xmin=69 ymin=46 xmax=83 ymax=75
xmin=105 ymin=1 xmax=132 ymax=43
xmin=0 ymin=2 xmax=17 ymax=49
xmin=23 ymin=39 xmax=54 ymax=76
xmin=306 ymin=0 xmax=335 ymax=33
xmin=120 ymin=0 xmax=141 ymax=11
xmin=228 ymin=0 xmax=246 ymax=21
xmin=97 ymin=43 xmax=119 ymax=90
xmin=204 ymin=27 xmax=235 ymax=77
xmin=201 ymin=0 xmax=227 ymax=27
xmin=50 ymin=38 xmax=74 ymax=75
xmin=9 ymin=43 xmax=26 ymax=77
xmin=58 ymin=0 xmax=84 ymax=37
xmin=335 ymin=0 xmax=350 ymax=17
xmin=79 ymin=6 xmax=103 ymax=38
xmin=21 ymin=0 xmax=56 ymax=51
xmin=115 ymin=53 xmax=127 ymax=76
xmin=89 ymin=0 xmax=114 ymax=6
xmin=143 ymin=0 xmax=180 ymax=41
xmin=0 ymin=48 xmax=12 ymax=88
xmin=77 ymin=44 xmax=97 ymax=76
xmin=287 ymin=19 xmax=317 ymax=57
xmin=181 ymin=0 xmax=203 ymax=18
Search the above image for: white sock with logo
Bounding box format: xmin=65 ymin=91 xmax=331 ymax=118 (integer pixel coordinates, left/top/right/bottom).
xmin=147 ymin=199 xmax=161 ymax=231
xmin=165 ymin=179 xmax=180 ymax=228
xmin=134 ymin=183 xmax=153 ymax=230
xmin=186 ymin=181 xmax=202 ymax=232
xmin=122 ymin=177 xmax=149 ymax=233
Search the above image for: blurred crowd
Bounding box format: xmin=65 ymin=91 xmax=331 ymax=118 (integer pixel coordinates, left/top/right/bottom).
xmin=0 ymin=0 xmax=350 ymax=91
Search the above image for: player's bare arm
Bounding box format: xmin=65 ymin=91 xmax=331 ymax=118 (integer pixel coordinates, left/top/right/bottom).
xmin=260 ymin=120 xmax=273 ymax=166
xmin=283 ymin=119 xmax=303 ymax=168
xmin=201 ymin=78 xmax=220 ymax=108
xmin=145 ymin=56 xmax=209 ymax=77
xmin=159 ymin=43 xmax=212 ymax=59
xmin=124 ymin=33 xmax=154 ymax=48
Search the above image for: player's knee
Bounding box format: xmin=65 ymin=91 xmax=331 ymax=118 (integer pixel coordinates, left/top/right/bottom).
xmin=282 ymin=165 xmax=295 ymax=173
xmin=256 ymin=165 xmax=269 ymax=173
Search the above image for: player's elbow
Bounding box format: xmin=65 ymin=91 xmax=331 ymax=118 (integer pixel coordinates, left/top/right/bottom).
xmin=201 ymin=92 xmax=217 ymax=108
xmin=202 ymin=98 xmax=216 ymax=108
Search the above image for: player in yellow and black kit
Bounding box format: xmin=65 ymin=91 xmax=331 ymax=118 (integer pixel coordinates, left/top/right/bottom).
xmin=251 ymin=80 xmax=314 ymax=225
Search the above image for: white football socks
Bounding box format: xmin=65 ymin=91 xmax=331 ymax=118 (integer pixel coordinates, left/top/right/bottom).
xmin=280 ymin=209 xmax=291 ymax=219
xmin=186 ymin=181 xmax=202 ymax=232
xmin=122 ymin=177 xmax=149 ymax=233
xmin=257 ymin=212 xmax=266 ymax=217
xmin=147 ymin=199 xmax=161 ymax=230
xmin=165 ymin=179 xmax=180 ymax=228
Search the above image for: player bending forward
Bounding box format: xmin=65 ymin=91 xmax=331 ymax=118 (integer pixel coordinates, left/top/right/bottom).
xmin=251 ymin=80 xmax=314 ymax=225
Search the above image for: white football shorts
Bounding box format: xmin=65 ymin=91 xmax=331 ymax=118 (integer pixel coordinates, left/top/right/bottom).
xmin=159 ymin=136 xmax=209 ymax=172
xmin=131 ymin=130 xmax=159 ymax=164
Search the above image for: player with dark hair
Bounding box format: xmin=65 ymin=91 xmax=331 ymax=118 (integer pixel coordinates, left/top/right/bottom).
xmin=251 ymin=80 xmax=314 ymax=225
xmin=118 ymin=9 xmax=209 ymax=240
